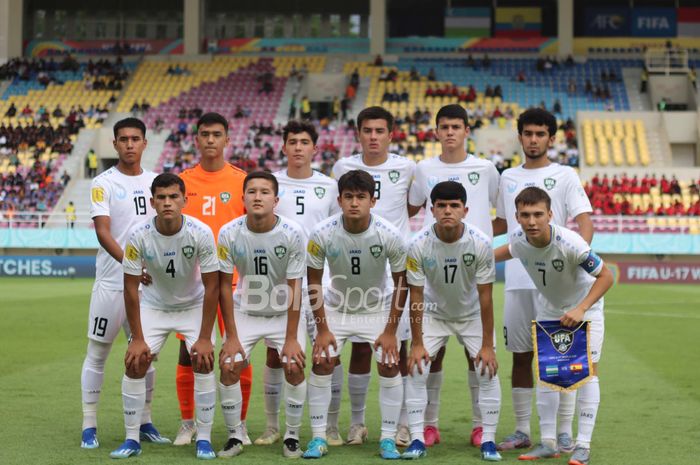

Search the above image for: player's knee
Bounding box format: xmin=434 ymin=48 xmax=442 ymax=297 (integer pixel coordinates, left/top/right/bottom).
xmin=220 ymin=363 xmax=243 ymax=385
xmin=285 ymin=364 xmax=305 ymax=385
xmin=409 ymin=361 xmax=430 ymax=384
xmin=266 ymin=347 xmax=283 ymax=368
xmin=377 ymin=363 xmax=400 ymax=378
xmin=126 ymin=364 xmax=149 ymax=380
xmin=312 ymin=358 xmax=336 ymax=375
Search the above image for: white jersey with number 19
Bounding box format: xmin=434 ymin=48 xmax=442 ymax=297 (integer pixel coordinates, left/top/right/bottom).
xmin=122 ymin=215 xmax=219 ymax=311
xmin=91 ymin=166 xmax=157 ymax=290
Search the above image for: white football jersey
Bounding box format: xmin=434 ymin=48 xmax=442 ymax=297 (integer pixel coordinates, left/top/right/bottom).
xmin=409 ymin=155 xmax=499 ymax=237
xmin=497 ymin=163 xmax=592 ymax=290
xmin=122 ymin=215 xmax=219 ymax=311
xmin=332 ymin=153 xmax=415 ymax=238
xmin=407 ymin=222 xmax=495 ymax=322
xmin=508 ymin=224 xmax=604 ymax=320
xmin=218 ymin=215 xmax=306 ymax=317
xmin=307 ymin=213 xmax=407 ymax=314
xmin=90 ymin=166 xmax=157 ymax=290
xmin=273 ymin=170 xmax=340 ymax=239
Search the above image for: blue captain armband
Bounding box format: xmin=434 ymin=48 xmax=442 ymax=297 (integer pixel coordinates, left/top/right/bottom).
xmin=579 ymin=250 xmax=603 ymax=276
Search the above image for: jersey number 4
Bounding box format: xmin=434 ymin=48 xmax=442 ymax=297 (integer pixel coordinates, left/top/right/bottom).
xmin=166 ymin=259 xmax=176 ymax=278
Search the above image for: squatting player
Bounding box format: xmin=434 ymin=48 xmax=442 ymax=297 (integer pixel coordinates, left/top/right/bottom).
xmin=79 ymin=117 xmax=167 ymax=449
xmin=496 ymin=187 xmax=612 ymax=465
xmin=216 ymin=171 xmax=308 ymax=458
xmin=111 ymin=173 xmax=222 ymax=460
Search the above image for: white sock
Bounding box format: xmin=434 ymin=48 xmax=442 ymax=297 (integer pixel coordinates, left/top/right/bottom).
xmin=308 ymin=372 xmax=332 ymax=438
xmin=122 ymin=375 xmax=146 ymax=442
xmin=468 ymin=369 xmax=482 ymax=428
xmin=263 ymin=365 xmax=284 ymax=430
xmin=512 ymin=387 xmax=533 ymax=436
xmin=424 ymin=370 xmax=443 ymax=427
xmin=398 ymin=376 xmax=408 ymax=427
xmin=194 ymin=372 xmax=216 ymax=442
xmin=379 ymin=374 xmax=404 ymax=440
xmin=536 ymin=385 xmax=560 ymax=445
xmin=405 ymin=362 xmax=430 ymax=442
xmin=327 ymin=364 xmax=344 ymax=430
xmin=476 ymin=363 xmax=501 ymax=444
xmin=348 ymin=372 xmax=371 ymax=425
xmin=557 ymin=390 xmax=576 ymax=437
xmin=141 ymin=366 xmax=155 ymax=425
xmin=81 ymin=340 xmax=111 ymax=430
xmin=284 ymin=380 xmax=307 ymax=440
xmin=219 ymin=381 xmax=243 ymax=440
xmin=576 ymin=377 xmax=600 ymax=448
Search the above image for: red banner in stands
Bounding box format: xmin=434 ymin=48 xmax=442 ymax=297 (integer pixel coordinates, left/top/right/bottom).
xmin=616 ymin=262 xmax=700 ymax=284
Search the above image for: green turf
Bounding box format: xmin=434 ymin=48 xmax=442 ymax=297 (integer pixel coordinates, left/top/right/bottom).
xmin=1 ymin=278 xmax=698 ymax=464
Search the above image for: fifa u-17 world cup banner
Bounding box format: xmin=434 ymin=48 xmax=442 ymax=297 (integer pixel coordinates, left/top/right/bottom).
xmin=533 ymin=320 xmax=592 ymax=392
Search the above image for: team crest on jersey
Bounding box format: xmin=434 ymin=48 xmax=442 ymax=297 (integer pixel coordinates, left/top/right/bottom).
xmin=274 ymin=245 xmax=287 ymax=258
xmin=182 ymin=245 xmax=195 ymax=259
xmin=468 ymin=172 xmax=480 ymax=185
xmin=549 ymin=329 xmax=574 ymax=354
xmin=314 ymin=187 xmax=326 ymax=199
xmin=388 ymin=170 xmax=400 ymax=184
xmin=544 ymin=178 xmax=556 ymax=190
xmin=370 ymin=245 xmax=383 ymax=258
xmin=220 ymin=192 xmax=231 ymax=203
xmin=462 ymin=253 xmax=475 ymax=266
xmin=552 ymin=259 xmax=564 ymax=272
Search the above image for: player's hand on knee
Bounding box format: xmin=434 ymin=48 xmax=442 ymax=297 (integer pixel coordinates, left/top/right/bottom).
xmin=475 ymin=346 xmax=498 ymax=378
xmin=407 ymin=343 xmax=430 ymax=375
xmin=312 ymin=329 xmax=336 ymax=365
xmin=282 ymin=339 xmax=306 ymax=373
xmin=191 ymin=338 xmax=215 ymax=373
xmin=374 ymin=331 xmax=399 ymax=366
xmin=125 ymin=338 xmax=151 ymax=373
xmin=219 ymin=338 xmax=245 ymax=372
xmin=560 ymin=306 xmax=585 ymax=328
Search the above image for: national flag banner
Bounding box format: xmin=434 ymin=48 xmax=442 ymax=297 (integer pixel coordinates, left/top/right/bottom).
xmin=533 ymin=320 xmax=593 ymax=392
xmin=678 ymin=8 xmax=700 ymax=37
xmin=495 ymin=7 xmax=541 ymax=38
xmin=444 ymin=7 xmax=491 ymax=38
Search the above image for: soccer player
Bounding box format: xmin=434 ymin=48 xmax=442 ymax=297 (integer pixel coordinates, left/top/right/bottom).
xmin=303 ymin=169 xmax=408 ymax=459
xmin=110 ymin=173 xmax=221 ymax=460
xmin=408 ymin=104 xmax=500 ymax=447
xmin=492 ymin=108 xmax=593 ymax=454
xmin=79 ymin=117 xmax=167 ymax=449
xmin=174 ymin=112 xmax=249 ymax=446
xmin=496 ymin=187 xmax=612 ymax=465
xmin=404 ymin=181 xmax=501 ymax=461
xmin=253 ymin=120 xmax=339 ymax=446
xmin=332 ymin=106 xmax=415 ymax=446
xmin=217 ymin=171 xmax=308 ymax=458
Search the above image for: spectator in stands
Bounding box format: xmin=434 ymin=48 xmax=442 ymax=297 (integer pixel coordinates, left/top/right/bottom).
xmin=5 ymin=102 xmax=17 ymax=117
xmin=65 ymin=201 xmax=76 ymax=228
xmin=428 ymin=68 xmax=437 ymax=81
xmin=300 ymin=96 xmax=312 ymax=120
xmin=86 ymin=149 xmax=98 ymax=178
xmin=60 ymin=170 xmax=71 ymax=187
xmin=516 ymin=70 xmax=526 ymax=82
xmin=409 ymin=66 xmax=420 ymax=81
xmin=482 ymin=54 xmax=491 ymax=68
xmin=640 ymin=68 xmax=648 ymax=93
xmin=374 ymin=54 xmax=384 ymax=66
xmin=553 ymin=99 xmax=562 ymax=114
xmin=670 ymin=176 xmax=681 ymax=195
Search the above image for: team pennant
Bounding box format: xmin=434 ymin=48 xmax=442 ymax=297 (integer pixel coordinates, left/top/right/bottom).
xmin=532 ymin=320 xmax=593 ymax=392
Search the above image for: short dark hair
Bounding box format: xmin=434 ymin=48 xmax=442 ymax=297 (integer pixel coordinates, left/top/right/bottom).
xmin=517 ymin=108 xmax=557 ymax=137
xmin=151 ymin=173 xmax=185 ymax=195
xmin=435 ymin=104 xmax=468 ymax=127
xmin=356 ymin=106 xmax=394 ymax=131
xmin=430 ymin=181 xmax=467 ymax=205
xmin=243 ymin=170 xmax=279 ymax=195
xmin=337 ymin=169 xmax=375 ymax=196
xmin=283 ymin=119 xmax=318 ymax=144
xmin=514 ymin=186 xmax=551 ymax=211
xmin=113 ymin=117 xmax=146 ymax=139
xmin=197 ymin=112 xmax=229 ymax=133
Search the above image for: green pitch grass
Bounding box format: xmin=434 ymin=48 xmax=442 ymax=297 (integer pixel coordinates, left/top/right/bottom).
xmin=1 ymin=278 xmax=698 ymax=465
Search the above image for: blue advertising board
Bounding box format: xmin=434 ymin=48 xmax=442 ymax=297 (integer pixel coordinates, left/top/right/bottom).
xmin=584 ymin=8 xmax=630 ymax=36
xmin=631 ymin=8 xmax=677 ymax=37
xmin=0 ymin=255 xmax=95 ymax=277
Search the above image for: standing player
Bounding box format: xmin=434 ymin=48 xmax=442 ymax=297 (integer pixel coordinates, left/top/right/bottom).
xmin=111 ymin=173 xmax=222 ymax=460
xmin=253 ymin=120 xmax=339 ymax=447
xmin=173 ymin=112 xmax=249 ymax=446
xmin=331 ymin=106 xmax=415 ymax=445
xmin=217 ymin=171 xmax=308 ymax=458
xmin=79 ymin=117 xmax=167 ymax=449
xmin=408 ymin=104 xmax=500 ymax=447
xmin=493 ymin=109 xmax=593 ymax=454
xmin=404 ymin=181 xmax=501 ymax=461
xmin=303 ymin=170 xmax=408 ymax=460
xmin=496 ymin=187 xmax=612 ymax=465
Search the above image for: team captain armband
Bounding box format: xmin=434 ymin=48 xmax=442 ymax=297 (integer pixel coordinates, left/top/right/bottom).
xmin=579 ymin=251 xmax=603 ymax=276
